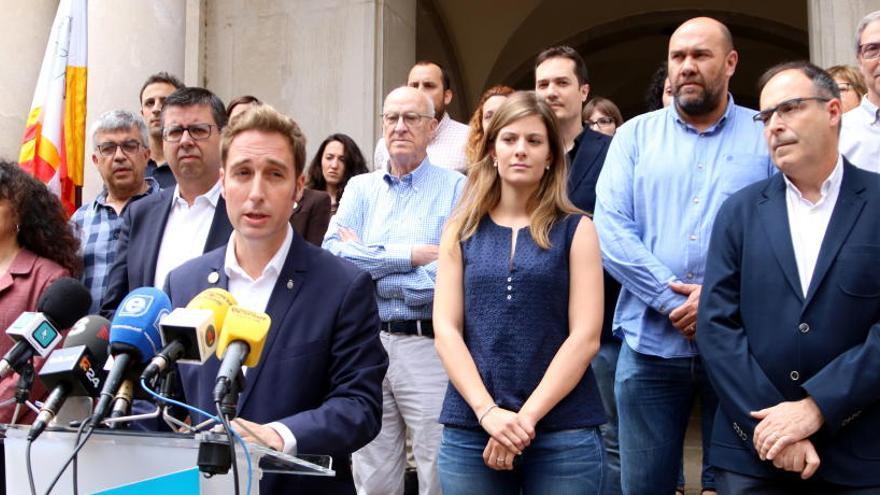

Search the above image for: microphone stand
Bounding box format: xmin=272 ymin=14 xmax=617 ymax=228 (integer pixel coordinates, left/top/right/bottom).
xmin=10 ymin=361 xmax=34 ymax=425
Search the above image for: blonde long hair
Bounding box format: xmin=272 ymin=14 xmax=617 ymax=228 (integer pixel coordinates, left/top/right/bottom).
xmin=449 ymin=91 xmax=582 ymax=249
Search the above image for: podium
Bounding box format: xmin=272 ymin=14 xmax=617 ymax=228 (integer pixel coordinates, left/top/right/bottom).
xmin=2 ymin=425 xmax=334 ymax=494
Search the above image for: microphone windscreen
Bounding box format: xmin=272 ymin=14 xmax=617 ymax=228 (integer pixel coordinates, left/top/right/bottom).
xmin=186 ymin=288 xmax=237 ymax=331
xmin=109 ymin=287 xmax=171 ymax=363
xmin=36 ymin=277 xmax=92 ymax=329
xmin=216 ymin=305 xmax=271 ymax=367
xmin=64 ymin=315 xmax=111 ymax=366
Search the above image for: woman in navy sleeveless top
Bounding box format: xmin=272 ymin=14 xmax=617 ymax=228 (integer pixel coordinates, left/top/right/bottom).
xmin=435 ymin=91 xmax=606 ymax=494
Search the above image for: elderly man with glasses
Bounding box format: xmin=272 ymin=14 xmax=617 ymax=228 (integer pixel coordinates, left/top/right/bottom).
xmin=71 ymin=109 xmax=160 ymax=313
xmin=100 ymin=87 xmax=233 ymax=315
xmin=324 ymin=86 xmax=464 ymax=495
xmin=840 ymin=10 xmax=880 ymax=173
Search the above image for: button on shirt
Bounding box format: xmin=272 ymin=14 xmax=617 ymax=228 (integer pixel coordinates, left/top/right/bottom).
xmin=154 ymin=181 xmax=221 ymax=290
xmin=784 ymin=156 xmax=843 ymax=297
xmin=323 ymin=159 xmax=465 ymax=322
xmin=840 ymin=96 xmax=880 ymax=173
xmin=224 ymin=225 xmax=296 ymax=453
xmin=594 ymin=96 xmax=774 ymax=358
xmin=374 ymin=112 xmax=470 ymax=173
xmin=71 ymin=178 xmax=160 ymax=313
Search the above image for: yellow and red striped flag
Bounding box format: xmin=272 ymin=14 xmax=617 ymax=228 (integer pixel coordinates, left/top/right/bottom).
xmin=18 ymin=0 xmax=88 ymax=216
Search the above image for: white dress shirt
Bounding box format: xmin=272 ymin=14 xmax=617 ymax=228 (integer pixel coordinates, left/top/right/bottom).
xmin=153 ymin=181 xmax=222 ymax=289
xmin=840 ymin=95 xmax=880 ymax=173
xmin=784 ymin=156 xmax=843 ymax=296
xmin=223 ymin=225 xmax=297 ymax=454
xmin=373 ymin=112 xmax=470 ymax=173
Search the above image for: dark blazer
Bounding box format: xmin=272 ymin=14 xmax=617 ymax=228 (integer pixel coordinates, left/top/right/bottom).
xmin=567 ymin=127 xmax=619 ymax=343
xmin=698 ymin=161 xmax=880 ymax=486
xmin=165 ymin=233 xmax=387 ymax=494
xmin=99 ymin=186 xmax=233 ymax=316
xmin=291 ymin=188 xmax=332 ymax=246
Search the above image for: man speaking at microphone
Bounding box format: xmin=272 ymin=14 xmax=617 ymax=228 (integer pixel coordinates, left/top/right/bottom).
xmin=163 ymin=104 xmax=387 ymax=494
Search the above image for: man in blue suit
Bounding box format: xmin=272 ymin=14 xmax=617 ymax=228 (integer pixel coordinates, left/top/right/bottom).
xmin=698 ymin=61 xmax=880 ymax=493
xmin=165 ymin=104 xmax=387 ymax=494
xmin=100 ymin=87 xmax=233 ymax=315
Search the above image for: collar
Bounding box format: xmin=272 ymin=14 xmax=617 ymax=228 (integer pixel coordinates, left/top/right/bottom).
xmin=857 ymin=95 xmax=880 ymax=125
xmin=783 ymin=154 xmax=844 ymax=206
xmin=171 ymin=180 xmax=221 ymax=208
xmin=92 ymin=177 xmax=160 ymax=211
xmin=383 ymin=156 xmax=432 ymax=187
xmin=7 ymin=248 xmax=38 ymax=276
xmin=435 ymin=112 xmax=451 ymax=138
xmin=670 ymin=93 xmax=736 ymax=134
xmin=224 ymin=224 xmax=294 ymax=282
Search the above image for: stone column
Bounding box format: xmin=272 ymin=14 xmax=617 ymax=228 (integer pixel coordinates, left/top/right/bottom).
xmin=204 ymin=0 xmax=417 ymax=169
xmin=0 ymin=1 xmax=58 ymax=163
xmin=809 ymin=0 xmax=880 ymax=67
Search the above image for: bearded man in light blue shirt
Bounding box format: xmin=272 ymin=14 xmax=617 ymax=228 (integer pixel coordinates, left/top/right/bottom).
xmin=594 ymin=17 xmax=774 ymax=495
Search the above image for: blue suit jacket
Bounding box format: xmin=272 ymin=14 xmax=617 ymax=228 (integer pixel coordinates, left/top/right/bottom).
xmin=165 ymin=233 xmax=387 ymax=494
xmin=100 ymin=187 xmax=233 ymax=316
xmin=698 ymin=161 xmax=880 ymax=486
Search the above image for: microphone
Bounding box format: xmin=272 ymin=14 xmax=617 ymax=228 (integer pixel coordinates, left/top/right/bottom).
xmin=28 ymin=315 xmax=111 ymax=440
xmin=90 ymin=287 xmax=170 ymax=427
xmin=0 ymin=277 xmax=91 ymax=378
xmin=141 ymin=288 xmax=237 ymax=384
xmin=212 ymin=306 xmax=271 ymax=403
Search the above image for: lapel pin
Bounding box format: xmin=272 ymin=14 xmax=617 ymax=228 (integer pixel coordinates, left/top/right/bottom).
xmin=286 ymin=279 xmax=294 ymax=289
xmin=208 ymin=271 xmax=220 ymax=284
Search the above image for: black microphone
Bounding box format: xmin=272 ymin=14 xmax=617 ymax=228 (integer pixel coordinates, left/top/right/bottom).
xmin=0 ymin=277 xmax=91 ymax=379
xmin=28 ymin=315 xmax=111 ymax=441
xmin=90 ymin=287 xmax=170 ymax=427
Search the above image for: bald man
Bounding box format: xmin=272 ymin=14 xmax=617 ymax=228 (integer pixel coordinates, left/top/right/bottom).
xmin=594 ymin=17 xmax=774 ymax=494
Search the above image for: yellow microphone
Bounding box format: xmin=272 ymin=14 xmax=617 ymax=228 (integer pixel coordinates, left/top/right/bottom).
xmin=141 ymin=288 xmax=237 ymax=383
xmin=213 ymin=306 xmax=271 ymax=402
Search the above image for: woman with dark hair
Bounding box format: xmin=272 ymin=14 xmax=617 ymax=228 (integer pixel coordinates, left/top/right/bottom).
xmin=306 ymin=133 xmax=369 ymax=214
xmin=465 ymin=85 xmax=515 ymax=166
xmin=645 ymin=62 xmax=673 ymax=112
xmin=0 ymin=160 xmax=82 ymax=423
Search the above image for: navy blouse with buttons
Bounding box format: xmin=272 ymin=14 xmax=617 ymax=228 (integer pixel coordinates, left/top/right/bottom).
xmin=439 ymin=214 xmax=606 ymax=430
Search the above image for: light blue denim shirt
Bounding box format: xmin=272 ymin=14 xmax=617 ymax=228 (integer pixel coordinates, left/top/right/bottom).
xmin=323 ymin=158 xmax=465 ymax=322
xmin=594 ymin=96 xmax=774 ymax=358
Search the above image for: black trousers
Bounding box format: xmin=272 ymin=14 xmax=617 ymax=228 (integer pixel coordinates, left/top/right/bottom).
xmin=716 ymin=468 xmax=880 ymax=495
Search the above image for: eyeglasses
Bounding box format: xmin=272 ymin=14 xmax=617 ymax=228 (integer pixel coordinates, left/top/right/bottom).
xmin=587 ymin=116 xmax=616 ymax=128
xmin=752 ymin=97 xmax=831 ymax=126
xmin=859 ymin=42 xmax=880 ymax=60
xmin=162 ymin=123 xmax=217 ymax=142
xmin=96 ymin=140 xmax=142 ymax=157
xmin=380 ymin=112 xmax=434 ymax=128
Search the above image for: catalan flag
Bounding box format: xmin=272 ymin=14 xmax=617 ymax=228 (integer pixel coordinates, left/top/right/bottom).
xmin=19 ymin=0 xmax=88 ymax=216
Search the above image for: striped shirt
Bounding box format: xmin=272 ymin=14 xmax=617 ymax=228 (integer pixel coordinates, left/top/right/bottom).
xmin=323 ymin=158 xmax=464 ymax=321
xmin=71 ymin=178 xmax=160 ymax=313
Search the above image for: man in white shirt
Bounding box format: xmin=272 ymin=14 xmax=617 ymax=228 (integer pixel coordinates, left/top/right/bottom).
xmin=373 ymin=61 xmax=469 ymax=173
xmin=164 ymin=104 xmax=386 ymax=494
xmin=699 ymin=61 xmax=880 ymax=492
xmin=100 ymin=87 xmax=233 ymax=315
xmin=840 ymin=10 xmax=880 ymax=173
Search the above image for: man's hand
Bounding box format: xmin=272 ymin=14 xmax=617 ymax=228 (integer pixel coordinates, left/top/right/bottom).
xmin=669 ymin=282 xmax=701 ymax=339
xmin=232 ymin=418 xmax=284 ymax=451
xmin=338 ymin=227 xmax=360 ymax=243
xmin=410 ymin=244 xmax=439 ymax=267
xmin=483 ymin=437 xmax=517 ymax=471
xmin=772 ymin=439 xmax=821 ymax=479
xmin=751 ymin=398 xmax=824 ymax=461
xmin=479 ymin=406 xmax=535 ymax=454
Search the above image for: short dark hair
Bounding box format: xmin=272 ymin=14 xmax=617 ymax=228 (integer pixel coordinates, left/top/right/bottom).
xmin=161 ymin=87 xmax=228 ymax=129
xmin=757 ymin=61 xmax=840 ymax=100
xmin=414 ymin=60 xmax=451 ymax=91
xmin=535 ymin=46 xmax=589 ymax=86
xmin=138 ymin=72 xmax=184 ymax=103
xmin=226 ymin=95 xmax=262 ymax=118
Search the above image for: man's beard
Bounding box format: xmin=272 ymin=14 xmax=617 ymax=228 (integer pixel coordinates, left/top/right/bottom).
xmin=674 ymin=82 xmax=724 ymax=117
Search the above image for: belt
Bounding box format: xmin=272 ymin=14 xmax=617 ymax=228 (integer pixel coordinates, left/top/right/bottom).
xmin=381 ymin=319 xmax=434 ymax=338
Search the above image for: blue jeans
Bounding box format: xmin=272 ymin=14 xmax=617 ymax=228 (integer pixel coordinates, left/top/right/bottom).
xmin=438 ymin=426 xmax=606 ymax=495
xmin=592 ymin=340 xmax=621 ymax=495
xmin=615 ymin=342 xmax=718 ymax=494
